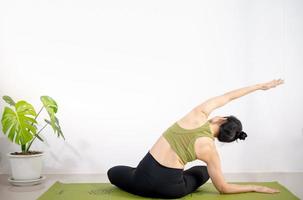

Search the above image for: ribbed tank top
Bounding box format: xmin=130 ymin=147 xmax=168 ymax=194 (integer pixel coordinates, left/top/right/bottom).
xmin=162 ymin=120 xmax=214 ymax=165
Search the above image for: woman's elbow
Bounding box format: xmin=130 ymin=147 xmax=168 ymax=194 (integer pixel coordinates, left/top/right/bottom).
xmin=218 ymin=183 xmax=230 ymax=194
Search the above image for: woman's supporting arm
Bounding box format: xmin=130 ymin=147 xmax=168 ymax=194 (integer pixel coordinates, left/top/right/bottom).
xmin=199 ymin=143 xmax=256 ymax=194
xmin=222 ymin=183 xmax=280 ymax=194
xmin=198 ymin=142 xmax=280 ymax=194
xmin=194 ymin=79 xmax=284 ymax=116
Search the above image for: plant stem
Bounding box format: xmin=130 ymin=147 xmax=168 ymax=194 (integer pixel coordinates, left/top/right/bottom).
xmin=37 ymin=123 xmax=48 ymax=137
xmin=35 ymin=106 xmax=44 ymax=120
xmin=26 ymin=123 xmax=48 ymax=152
xmin=29 ymin=106 xmax=44 ymax=127
xmin=25 ymin=106 xmax=44 ymax=152
xmin=21 ymin=144 xmax=26 ymax=152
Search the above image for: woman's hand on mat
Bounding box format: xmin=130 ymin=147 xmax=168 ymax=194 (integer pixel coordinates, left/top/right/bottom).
xmin=259 ymin=79 xmax=284 ymax=90
xmin=252 ymin=185 xmax=280 ymax=194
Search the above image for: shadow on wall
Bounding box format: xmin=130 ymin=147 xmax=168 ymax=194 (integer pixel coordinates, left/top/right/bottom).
xmin=43 ymin=137 xmax=109 ymax=173
xmin=43 ymin=139 xmax=83 ymax=172
xmin=0 ymin=137 xmax=15 ymax=174
xmin=75 ymin=138 xmax=105 ymax=173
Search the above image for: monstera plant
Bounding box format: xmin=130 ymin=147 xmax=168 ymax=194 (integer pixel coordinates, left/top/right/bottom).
xmin=1 ymin=95 xmax=64 ymax=184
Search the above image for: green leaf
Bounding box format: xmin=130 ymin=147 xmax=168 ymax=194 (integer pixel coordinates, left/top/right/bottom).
xmin=40 ymin=96 xmax=58 ymax=131
xmin=54 ymin=117 xmax=65 ymax=139
xmin=40 ymin=96 xmax=58 ymax=113
xmin=44 ymin=117 xmax=65 ymax=140
xmin=1 ymin=101 xmax=37 ymax=145
xmin=41 ymin=96 xmax=64 ymax=140
xmin=2 ymin=96 xmax=16 ymax=106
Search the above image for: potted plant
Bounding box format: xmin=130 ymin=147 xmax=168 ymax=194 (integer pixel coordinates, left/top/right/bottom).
xmin=1 ymin=95 xmax=64 ymax=184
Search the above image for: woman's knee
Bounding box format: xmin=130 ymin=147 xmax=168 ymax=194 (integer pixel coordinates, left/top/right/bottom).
xmin=107 ymin=166 xmax=123 ymax=184
xmin=107 ymin=166 xmax=116 ymax=183
xmin=197 ymin=166 xmax=210 ymax=184
xmin=107 ymin=165 xmax=136 ymax=185
xmin=186 ymin=165 xmax=210 ymax=185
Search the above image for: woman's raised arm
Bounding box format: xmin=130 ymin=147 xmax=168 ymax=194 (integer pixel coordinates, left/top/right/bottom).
xmin=194 ymin=79 xmax=284 ymax=116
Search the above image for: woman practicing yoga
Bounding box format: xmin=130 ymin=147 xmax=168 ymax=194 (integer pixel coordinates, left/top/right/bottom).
xmin=107 ymin=79 xmax=284 ymax=198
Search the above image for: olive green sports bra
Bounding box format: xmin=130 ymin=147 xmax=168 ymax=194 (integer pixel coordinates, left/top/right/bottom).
xmin=162 ymin=120 xmax=214 ymax=165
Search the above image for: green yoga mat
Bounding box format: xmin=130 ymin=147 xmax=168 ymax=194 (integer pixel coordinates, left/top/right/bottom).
xmin=37 ymin=181 xmax=299 ymax=200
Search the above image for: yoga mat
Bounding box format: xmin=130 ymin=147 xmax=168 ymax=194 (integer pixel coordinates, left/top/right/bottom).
xmin=37 ymin=181 xmax=300 ymax=200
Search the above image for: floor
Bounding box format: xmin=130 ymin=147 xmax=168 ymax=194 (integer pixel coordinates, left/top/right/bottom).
xmin=0 ymin=172 xmax=302 ymax=200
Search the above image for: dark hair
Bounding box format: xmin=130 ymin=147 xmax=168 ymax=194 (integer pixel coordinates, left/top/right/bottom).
xmin=217 ymin=115 xmax=247 ymax=143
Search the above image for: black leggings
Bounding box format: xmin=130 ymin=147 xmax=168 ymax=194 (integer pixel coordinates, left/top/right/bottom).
xmin=107 ymin=151 xmax=210 ymax=199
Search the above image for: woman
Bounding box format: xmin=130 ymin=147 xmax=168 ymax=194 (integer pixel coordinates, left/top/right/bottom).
xmin=107 ymin=79 xmax=284 ymax=199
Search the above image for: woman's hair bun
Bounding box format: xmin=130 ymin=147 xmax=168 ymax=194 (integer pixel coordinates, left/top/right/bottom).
xmin=237 ymin=131 xmax=247 ymax=140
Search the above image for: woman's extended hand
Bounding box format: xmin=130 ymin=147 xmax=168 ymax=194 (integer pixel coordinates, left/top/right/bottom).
xmin=252 ymin=185 xmax=280 ymax=194
xmin=259 ymin=79 xmax=284 ymax=90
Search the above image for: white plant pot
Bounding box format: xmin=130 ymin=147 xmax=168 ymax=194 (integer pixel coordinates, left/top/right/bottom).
xmin=8 ymin=152 xmax=44 ymax=180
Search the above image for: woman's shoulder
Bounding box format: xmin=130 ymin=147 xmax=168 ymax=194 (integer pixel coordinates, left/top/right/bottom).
xmin=177 ymin=108 xmax=209 ymax=130
xmin=195 ymin=137 xmax=216 ymax=161
xmin=195 ymin=136 xmax=215 ymax=149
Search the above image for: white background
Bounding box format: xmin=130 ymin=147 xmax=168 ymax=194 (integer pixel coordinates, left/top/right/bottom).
xmin=0 ymin=0 xmax=302 ymax=174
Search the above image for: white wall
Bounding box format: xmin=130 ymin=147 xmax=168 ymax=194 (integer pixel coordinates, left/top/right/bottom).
xmin=0 ymin=0 xmax=302 ymax=174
